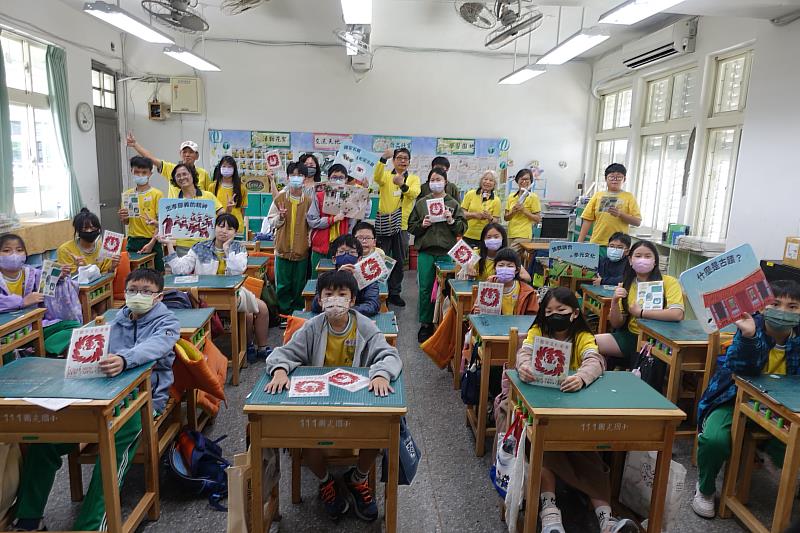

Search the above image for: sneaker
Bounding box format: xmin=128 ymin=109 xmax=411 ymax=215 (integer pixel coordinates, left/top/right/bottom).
xmin=417 ymin=323 xmax=434 ymax=343
xmin=344 ymin=468 xmax=378 ymax=522
xmin=692 ymin=482 xmax=716 ymax=518
xmin=246 ymin=343 xmax=257 ymax=364
xmin=602 ymin=516 xmax=639 ymax=533
xmin=10 ymin=518 xmax=47 ymax=531
xmin=318 ymin=477 xmax=349 ymax=521
xmin=256 ymin=347 xmax=273 ymax=360
xmin=388 ymin=295 xmax=406 ymax=307
xmin=540 ymin=506 xmax=565 ymax=533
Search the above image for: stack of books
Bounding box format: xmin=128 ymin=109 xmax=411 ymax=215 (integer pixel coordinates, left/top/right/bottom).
xmin=675 ymin=235 xmax=726 ymax=253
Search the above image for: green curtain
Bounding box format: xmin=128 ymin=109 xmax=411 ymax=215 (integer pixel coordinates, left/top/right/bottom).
xmin=0 ymin=37 xmax=15 ymax=216
xmin=46 ymin=45 xmax=83 ymax=216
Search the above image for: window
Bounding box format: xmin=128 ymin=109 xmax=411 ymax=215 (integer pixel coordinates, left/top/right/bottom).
xmin=636 ymin=132 xmax=691 ymax=231
xmin=644 ymin=68 xmax=697 ymax=125
xmin=599 ymin=87 xmax=632 ymax=132
xmin=91 ymin=66 xmax=116 ymax=110
xmin=712 ymin=52 xmax=752 ymax=116
xmin=1 ymin=31 xmax=68 ymax=218
xmin=593 ymin=87 xmax=632 ymax=191
xmin=594 ymin=139 xmax=628 ymax=189
xmin=696 ymin=127 xmax=741 ymax=242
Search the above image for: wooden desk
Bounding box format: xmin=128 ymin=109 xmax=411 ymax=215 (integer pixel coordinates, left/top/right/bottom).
xmin=434 ymin=259 xmax=456 ymax=325
xmin=0 ymin=307 xmax=45 ymax=364
xmin=507 ymin=370 xmax=685 ymax=533
xmin=77 ymin=273 xmax=115 ymax=324
xmin=244 ymin=240 xmax=275 ymax=255
xmin=128 ymin=252 xmax=156 ymax=270
xmin=519 ymin=241 xmax=550 ymax=271
xmin=447 ymin=279 xmax=479 ymax=389
xmin=315 ymin=258 xmax=335 ymax=275
xmin=467 ymin=314 xmax=535 ymax=456
xmin=245 ymin=256 xmax=269 ymax=281
xmin=164 ymin=274 xmax=247 ymax=386
xmin=720 ymin=374 xmax=800 ymax=533
xmin=302 ymin=279 xmax=389 ymax=313
xmin=245 ymin=367 xmax=406 ymax=533
xmin=580 ymin=283 xmax=615 ymax=334
xmin=0 ymin=358 xmax=159 ymax=533
xmin=292 ymin=311 xmax=399 ymax=346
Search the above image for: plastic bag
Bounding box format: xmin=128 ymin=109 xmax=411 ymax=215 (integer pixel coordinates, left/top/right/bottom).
xmin=504 ymin=422 xmax=527 ymax=532
xmin=619 ymin=451 xmax=687 ymax=533
xmin=77 ymin=264 xmax=101 ymax=284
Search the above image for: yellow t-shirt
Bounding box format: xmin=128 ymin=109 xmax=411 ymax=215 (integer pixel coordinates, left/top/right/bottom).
xmin=765 ymin=345 xmax=787 ymax=375
xmin=214 ymin=249 xmax=227 ymax=275
xmin=501 ymin=281 xmax=521 ymax=315
xmin=506 ymin=191 xmax=542 ymax=239
xmin=162 ymin=161 xmax=212 ymax=193
xmin=122 ymin=186 xmax=162 ymax=238
xmin=619 ymin=275 xmax=685 ymax=335
xmin=4 ymin=271 xmax=25 ymax=296
xmin=324 ymin=317 xmax=358 ymax=367
xmin=373 ymin=161 xmax=421 ymax=230
xmin=165 ymin=189 xmax=224 ymax=249
xmin=461 ymin=189 xmax=502 ymax=240
xmin=57 ymin=239 xmax=113 ymax=274
xmin=581 ymin=191 xmax=642 ymax=245
xmin=524 ymin=325 xmax=598 ymax=371
xmin=288 ymin=196 xmax=299 ymax=249
xmin=473 ymin=250 xmax=496 ymax=281
xmin=212 ymin=183 xmax=248 ymax=233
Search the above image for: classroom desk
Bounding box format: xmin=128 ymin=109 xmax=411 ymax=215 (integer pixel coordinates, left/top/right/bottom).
xmin=244 ymin=240 xmax=275 ymax=255
xmin=302 ymin=279 xmax=389 ymax=312
xmin=507 ymin=370 xmax=685 ymax=533
xmin=128 ymin=252 xmax=156 ymax=270
xmin=315 ymin=258 xmax=335 ymax=274
xmin=434 ymin=259 xmax=456 ymax=325
xmin=519 ymin=241 xmax=550 ymax=271
xmin=292 ymin=311 xmax=399 ymax=346
xmin=245 ymin=367 xmax=406 ymax=533
xmin=164 ymin=274 xmax=247 ymax=386
xmin=580 ymin=283 xmax=616 ymax=334
xmin=0 ymin=307 xmax=45 ymax=364
xmin=447 ymin=279 xmax=480 ymax=389
xmin=467 ymin=314 xmax=535 ymax=457
xmin=720 ymin=374 xmax=800 ymax=533
xmin=77 ymin=273 xmax=115 ymax=324
xmin=0 ymin=358 xmax=160 ymax=533
xmin=245 ymin=256 xmax=269 ymax=281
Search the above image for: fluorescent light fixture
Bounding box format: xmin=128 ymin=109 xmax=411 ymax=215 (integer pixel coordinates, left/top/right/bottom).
xmin=345 ymin=42 xmax=358 ymax=56
xmin=163 ymin=46 xmax=221 ymax=72
xmin=498 ymin=64 xmax=546 ymax=85
xmin=599 ymin=0 xmax=685 ymax=25
xmin=536 ymin=29 xmax=610 ymax=65
xmin=83 ymin=1 xmax=174 ymax=44
xmin=341 ymin=0 xmax=372 ymax=24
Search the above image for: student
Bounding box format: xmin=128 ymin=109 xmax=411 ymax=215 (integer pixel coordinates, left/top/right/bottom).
xmin=461 ymin=170 xmax=501 ymax=248
xmin=57 ymin=208 xmax=119 ymax=275
xmin=577 ymin=163 xmax=642 ymax=248
xmin=299 ymin=152 xmax=322 ymax=183
xmin=692 ymin=280 xmax=800 ymax=518
xmin=408 ymin=168 xmax=467 ymax=341
xmin=420 ymin=156 xmax=460 ymax=199
xmin=467 ymin=223 xmax=506 ymax=281
xmin=211 ymin=156 xmax=248 ymax=235
xmin=0 ymin=234 xmax=82 ymax=356
xmin=267 ymin=170 xmax=312 ymax=318
xmin=119 ymin=155 xmax=164 ymax=271
xmin=353 ymin=221 xmax=384 ymax=259
xmin=593 ymin=232 xmax=631 ymax=287
xmin=483 ymin=248 xmax=539 ymax=316
xmin=373 ymin=148 xmax=421 ymax=307
xmin=504 ymin=168 xmax=542 ymax=253
xmin=307 ymin=164 xmax=356 ymax=277
xmin=264 ymin=269 xmax=402 ymax=523
xmin=126 ymin=132 xmax=212 ymax=193
xmin=516 ymin=287 xmax=637 ymax=533
xmin=167 ymin=163 xmax=224 ymax=255
xmin=162 ymin=214 xmax=270 ymax=361
xmin=311 ymin=235 xmax=380 ymax=318
xmin=595 ymin=240 xmax=684 ymax=366
xmin=10 ymin=268 xmax=179 ymax=532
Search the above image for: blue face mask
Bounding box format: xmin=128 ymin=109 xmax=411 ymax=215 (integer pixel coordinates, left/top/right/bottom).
xmin=289 ymin=175 xmax=303 ymax=188
xmin=607 ymin=247 xmax=625 ymax=262
xmin=335 ymin=253 xmax=358 ymax=269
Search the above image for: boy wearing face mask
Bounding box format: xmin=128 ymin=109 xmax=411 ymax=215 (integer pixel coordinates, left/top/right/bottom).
xmin=593 ymin=232 xmax=631 ymax=287
xmin=265 ymin=270 xmax=402 ymax=523
xmin=692 ymin=280 xmax=800 ymax=519
xmin=119 ymin=156 xmax=164 ymax=271
xmin=311 ymin=235 xmax=380 ymax=318
xmin=10 ymin=269 xmax=179 ymax=532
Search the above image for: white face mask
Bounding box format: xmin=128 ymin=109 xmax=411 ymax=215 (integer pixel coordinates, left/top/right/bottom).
xmin=133 ymin=174 xmax=149 ymax=186
xmin=322 ymin=295 xmax=350 ymax=320
xmin=220 ymin=166 xmax=234 ymax=177
xmin=429 ymin=181 xmax=445 ymax=193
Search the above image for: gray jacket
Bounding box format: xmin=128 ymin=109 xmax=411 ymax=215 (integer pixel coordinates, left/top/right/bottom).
xmin=265 ymin=310 xmax=402 ymax=381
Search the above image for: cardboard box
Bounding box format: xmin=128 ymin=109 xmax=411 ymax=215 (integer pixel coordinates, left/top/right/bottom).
xmin=783 ymin=237 xmax=800 ymax=268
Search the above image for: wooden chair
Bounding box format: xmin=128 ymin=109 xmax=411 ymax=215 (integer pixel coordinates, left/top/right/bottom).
xmin=289 ymin=448 xmax=377 ymax=504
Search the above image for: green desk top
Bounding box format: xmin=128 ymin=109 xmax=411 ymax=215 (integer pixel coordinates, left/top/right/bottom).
xmin=164 ymin=274 xmax=244 ymax=289
xmin=128 ymin=252 xmax=154 ymax=262
xmin=76 ymin=273 xmax=115 ymax=287
xmin=448 ymin=279 xmax=479 ymax=295
xmin=740 ymin=374 xmax=800 ymax=413
xmin=435 ymin=259 xmax=456 ymax=272
xmin=508 ymin=370 xmax=679 ymax=411
xmin=0 ymin=358 xmax=152 ymax=400
xmin=0 ymin=307 xmax=41 ymax=328
xmin=303 ymin=279 xmax=389 ymax=296
xmin=581 ymin=283 xmax=616 ymax=299
xmin=246 ymin=366 xmax=405 ymax=408
xmin=247 ymin=256 xmax=268 ymax=267
xmin=638 ymin=319 xmax=736 ymax=343
xmin=292 ymin=311 xmax=398 ymax=335
xmin=316 ymin=259 xmax=335 ymax=270
xmin=469 ymin=314 xmax=535 ymax=338
xmin=100 ymin=308 xmax=214 ymax=330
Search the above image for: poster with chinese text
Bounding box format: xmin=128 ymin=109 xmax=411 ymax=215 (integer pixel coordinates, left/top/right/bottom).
xmin=158 ymin=199 xmax=216 ymax=241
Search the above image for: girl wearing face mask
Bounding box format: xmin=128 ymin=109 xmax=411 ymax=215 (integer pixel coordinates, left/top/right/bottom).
xmin=596 ymin=240 xmax=685 ymax=368
xmin=212 ymin=156 xmax=248 ymax=235
xmin=516 ymin=287 xmax=637 ymax=533
xmin=0 ymin=234 xmax=82 ymax=356
xmin=461 ymin=170 xmax=501 ymax=247
xmin=299 ymin=153 xmax=321 ymax=194
xmin=465 ymin=223 xmax=532 ymax=283
xmin=57 ymin=208 xmax=119 ymax=275
xmin=307 ymin=164 xmax=356 ymax=277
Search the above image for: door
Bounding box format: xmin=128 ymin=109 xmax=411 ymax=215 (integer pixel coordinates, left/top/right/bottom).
xmin=94 ymin=104 xmax=122 ymax=232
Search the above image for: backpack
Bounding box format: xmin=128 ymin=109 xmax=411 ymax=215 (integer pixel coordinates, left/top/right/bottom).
xmin=161 ymin=289 xmax=193 ymax=310
xmin=167 ymin=428 xmax=231 ymax=510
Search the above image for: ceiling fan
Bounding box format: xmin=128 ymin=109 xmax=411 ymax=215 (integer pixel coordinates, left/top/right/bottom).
xmin=140 ymin=0 xmax=209 ymax=33
xmin=456 ymin=1 xmax=544 ymax=50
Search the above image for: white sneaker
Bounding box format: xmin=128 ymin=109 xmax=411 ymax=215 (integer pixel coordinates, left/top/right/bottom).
xmin=540 ymin=506 xmax=566 ymax=533
xmin=692 ymin=482 xmax=716 ymax=518
xmin=602 ymin=516 xmax=639 ymax=533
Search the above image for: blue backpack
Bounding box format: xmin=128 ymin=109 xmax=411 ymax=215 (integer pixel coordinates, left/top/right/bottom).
xmin=168 ymin=429 xmax=231 ymax=511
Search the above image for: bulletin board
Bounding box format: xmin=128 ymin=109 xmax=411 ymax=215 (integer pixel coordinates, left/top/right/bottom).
xmin=208 ymin=129 xmax=510 ymax=195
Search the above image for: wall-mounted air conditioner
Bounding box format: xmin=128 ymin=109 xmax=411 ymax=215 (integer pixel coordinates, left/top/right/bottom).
xmin=622 ymin=19 xmax=697 ymax=70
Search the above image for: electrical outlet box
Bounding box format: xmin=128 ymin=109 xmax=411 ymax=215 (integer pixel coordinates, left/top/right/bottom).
xmin=170 ymin=77 xmax=202 ymax=113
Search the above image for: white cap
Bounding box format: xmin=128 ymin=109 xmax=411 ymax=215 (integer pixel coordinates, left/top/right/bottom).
xmin=179 ymin=140 xmax=199 ymax=152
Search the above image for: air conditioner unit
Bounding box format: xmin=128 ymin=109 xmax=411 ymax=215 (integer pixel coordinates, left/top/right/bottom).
xmin=622 ymin=19 xmax=697 ymax=70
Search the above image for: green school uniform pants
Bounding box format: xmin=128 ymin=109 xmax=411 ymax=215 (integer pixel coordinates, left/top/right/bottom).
xmin=417 ymin=252 xmax=448 ymax=324
xmin=42 ymin=320 xmax=82 ymax=356
xmin=275 ymin=256 xmax=309 ymax=315
xmin=15 ymin=414 xmax=142 ymax=530
xmin=126 ymin=236 xmax=165 ymax=272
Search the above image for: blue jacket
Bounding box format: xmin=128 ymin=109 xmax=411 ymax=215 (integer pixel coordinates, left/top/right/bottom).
xmin=697 ymin=313 xmax=800 ymax=429
xmin=597 ymin=256 xmax=626 ymax=286
xmin=311 ymin=281 xmax=380 ymax=317
xmin=109 ymin=302 xmax=180 ymax=413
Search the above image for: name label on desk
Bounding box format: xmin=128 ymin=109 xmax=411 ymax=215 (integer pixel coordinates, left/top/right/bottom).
xmin=2 ymin=413 xmax=59 ymax=424
xmin=300 ymin=417 xmax=352 ymax=430
xmin=581 ymin=422 xmax=629 ymax=432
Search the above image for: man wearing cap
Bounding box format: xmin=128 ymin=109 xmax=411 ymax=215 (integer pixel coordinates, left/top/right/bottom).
xmin=126 ymin=132 xmax=212 ymax=193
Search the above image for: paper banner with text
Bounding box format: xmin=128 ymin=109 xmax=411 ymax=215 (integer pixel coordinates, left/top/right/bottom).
xmin=158 ymin=199 xmax=216 ymax=241
xmin=548 ymin=241 xmax=600 ymax=270
xmin=321 ymin=182 xmax=371 ymax=220
xmin=530 ymin=336 xmax=571 ymax=388
xmin=332 ymin=142 xmax=380 ymax=185
xmin=65 ymin=325 xmax=111 ymax=379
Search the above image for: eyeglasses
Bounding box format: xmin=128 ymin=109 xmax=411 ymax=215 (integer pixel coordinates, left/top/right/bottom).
xmin=394 ymin=156 xmax=410 ymax=162
xmin=336 ymin=249 xmax=358 ymax=256
xmin=606 ymin=174 xmax=625 ymax=181
xmin=125 ymin=289 xmax=160 ymax=297
xmin=356 ymin=236 xmax=374 ymax=242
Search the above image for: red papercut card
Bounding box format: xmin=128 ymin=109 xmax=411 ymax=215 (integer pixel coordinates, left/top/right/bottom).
xmin=287 ymin=377 xmax=330 ymax=397
xmin=477 ymin=282 xmax=503 ymax=315
xmin=529 ymin=336 xmax=571 ymax=388
xmin=325 ymin=369 xmax=370 ymax=392
xmin=353 ymin=252 xmax=388 ymax=290
xmin=99 ymin=230 xmax=124 ymax=259
xmin=64 ymin=325 xmax=111 ymax=379
xmin=426 ymin=198 xmax=447 ymax=223
xmin=448 ymin=239 xmax=476 ymax=266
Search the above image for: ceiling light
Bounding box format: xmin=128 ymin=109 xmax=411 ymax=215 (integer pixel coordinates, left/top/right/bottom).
xmin=498 ymin=64 xmax=546 ymax=85
xmin=83 ymin=1 xmax=174 ymax=44
xmin=599 ymin=0 xmax=685 ymax=25
xmin=163 ymin=46 xmax=221 ymax=71
xmin=537 ymin=29 xmax=610 ymax=65
xmin=341 ymin=0 xmax=372 ymax=25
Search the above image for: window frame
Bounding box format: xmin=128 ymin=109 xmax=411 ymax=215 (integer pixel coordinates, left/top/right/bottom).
xmin=635 ymin=130 xmax=692 ymax=232
xmin=694 ymin=125 xmax=744 ymax=242
xmin=709 ymin=50 xmax=753 ymax=119
xmin=91 ymin=61 xmax=117 ymax=111
xmin=598 ymin=86 xmax=633 ymax=134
